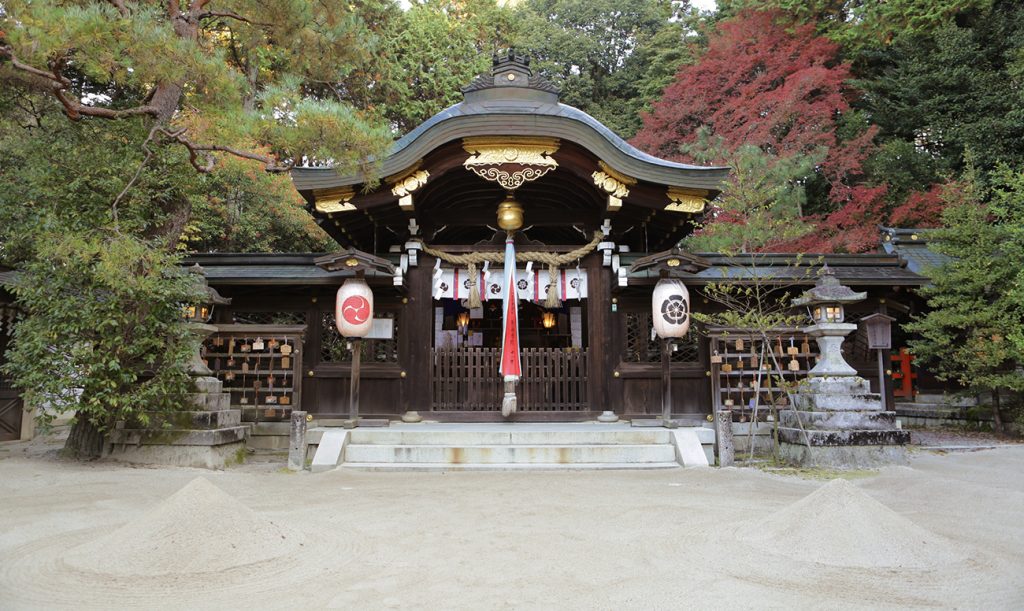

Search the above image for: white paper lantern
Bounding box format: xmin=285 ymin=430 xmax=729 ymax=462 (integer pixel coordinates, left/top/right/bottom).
xmin=336 ymin=277 xmax=374 ymax=338
xmin=652 ymin=278 xmax=690 ymax=339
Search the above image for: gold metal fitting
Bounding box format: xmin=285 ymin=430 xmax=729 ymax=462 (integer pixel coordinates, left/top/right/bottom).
xmin=496 ymin=193 xmax=524 ymax=231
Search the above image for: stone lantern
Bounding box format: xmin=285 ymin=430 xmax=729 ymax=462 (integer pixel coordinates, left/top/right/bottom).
xmin=792 ymin=266 xmax=866 ymax=377
xmin=777 ymin=266 xmax=909 ymax=469
xmin=184 ymin=265 xmax=231 ymax=377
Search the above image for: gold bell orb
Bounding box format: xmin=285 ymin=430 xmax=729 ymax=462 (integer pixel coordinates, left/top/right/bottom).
xmin=496 ymin=193 xmax=524 ymax=231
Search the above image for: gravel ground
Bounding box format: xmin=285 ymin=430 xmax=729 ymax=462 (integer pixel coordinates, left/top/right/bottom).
xmin=1 ymin=430 xmax=1022 ymax=610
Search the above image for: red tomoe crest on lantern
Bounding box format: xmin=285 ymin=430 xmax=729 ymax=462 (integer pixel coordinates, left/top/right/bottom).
xmin=336 ymin=278 xmax=374 ymax=338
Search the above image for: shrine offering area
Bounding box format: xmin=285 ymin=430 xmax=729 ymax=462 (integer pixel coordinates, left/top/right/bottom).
xmin=1 ymin=444 xmax=1022 ymax=608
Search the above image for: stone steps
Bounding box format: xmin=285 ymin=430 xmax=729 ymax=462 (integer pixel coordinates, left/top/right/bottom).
xmin=345 ymin=443 xmax=678 ymax=465
xmin=341 ymin=462 xmax=682 ymax=472
xmin=315 ymin=424 xmax=716 ymax=471
xmin=348 ymin=429 xmax=672 ymax=446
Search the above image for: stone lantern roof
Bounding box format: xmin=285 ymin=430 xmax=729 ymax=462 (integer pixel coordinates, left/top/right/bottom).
xmin=792 ymin=265 xmax=867 ymax=307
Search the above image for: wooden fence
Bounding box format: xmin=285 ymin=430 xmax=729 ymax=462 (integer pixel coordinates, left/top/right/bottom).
xmin=432 ymin=348 xmax=589 ymax=412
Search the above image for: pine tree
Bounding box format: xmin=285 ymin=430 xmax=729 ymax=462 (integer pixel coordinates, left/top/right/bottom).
xmin=905 ymin=167 xmax=1024 ymax=433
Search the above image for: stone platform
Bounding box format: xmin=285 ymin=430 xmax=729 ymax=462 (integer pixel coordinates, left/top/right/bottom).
xmin=779 ymin=377 xmax=909 ymax=468
xmin=107 ymin=376 xmax=246 ymax=469
xmin=306 ymin=422 xmax=716 ymax=471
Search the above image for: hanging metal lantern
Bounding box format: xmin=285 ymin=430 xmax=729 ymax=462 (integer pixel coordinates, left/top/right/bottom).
xmin=541 ymin=311 xmax=557 ymax=329
xmin=652 ymin=278 xmax=690 ymax=338
xmin=336 ymin=277 xmax=374 ymax=338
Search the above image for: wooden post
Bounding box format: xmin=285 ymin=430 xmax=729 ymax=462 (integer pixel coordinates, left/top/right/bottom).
xmin=877 ymin=349 xmax=887 ymax=412
xmin=662 ymin=338 xmax=673 ymax=425
xmin=349 ymin=338 xmax=361 ymax=423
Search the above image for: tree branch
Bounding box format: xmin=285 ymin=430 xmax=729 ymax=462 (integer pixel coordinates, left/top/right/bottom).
xmin=1 ymin=45 xmax=160 ymax=120
xmin=159 ymin=128 xmax=293 ymax=173
xmin=52 ymin=88 xmax=159 ymax=120
xmin=0 ymin=46 xmax=70 ymax=86
xmin=189 ymin=0 xmax=213 ymax=18
xmin=107 ymin=0 xmax=130 ymax=17
xmin=111 ymin=124 xmax=163 ymax=229
xmin=197 ymin=10 xmax=271 ymax=26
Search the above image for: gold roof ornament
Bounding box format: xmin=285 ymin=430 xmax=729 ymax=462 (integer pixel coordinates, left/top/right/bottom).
xmin=314 ymin=186 xmax=356 ymax=214
xmin=388 ymin=167 xmax=430 ymax=211
xmin=462 ymin=136 xmax=560 ymax=190
xmin=496 ymin=193 xmax=525 ymax=232
xmin=665 ymin=187 xmax=709 ymax=213
xmin=592 ymin=161 xmax=636 ymax=211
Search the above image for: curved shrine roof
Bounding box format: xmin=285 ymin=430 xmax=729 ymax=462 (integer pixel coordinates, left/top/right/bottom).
xmin=291 ymin=53 xmax=728 ymax=193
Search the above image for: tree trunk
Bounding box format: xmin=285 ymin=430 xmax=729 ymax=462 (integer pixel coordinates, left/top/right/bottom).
xmin=992 ymin=389 xmax=1004 ymax=435
xmin=63 ymin=416 xmax=107 ymax=459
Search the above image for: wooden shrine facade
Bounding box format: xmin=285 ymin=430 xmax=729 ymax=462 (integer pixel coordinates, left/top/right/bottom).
xmin=186 ymin=53 xmax=932 ymax=423
xmin=188 ymin=248 xmax=928 ymax=424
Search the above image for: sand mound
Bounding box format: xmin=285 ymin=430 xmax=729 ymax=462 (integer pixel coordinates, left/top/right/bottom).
xmin=741 ymin=479 xmax=964 ymax=569
xmin=64 ymin=477 xmax=300 ymax=577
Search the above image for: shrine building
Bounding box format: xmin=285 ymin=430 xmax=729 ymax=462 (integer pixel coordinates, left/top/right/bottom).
xmin=180 ymin=52 xmax=929 ymax=427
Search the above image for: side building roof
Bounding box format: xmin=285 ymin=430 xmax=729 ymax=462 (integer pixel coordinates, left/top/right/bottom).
xmin=879 ymin=227 xmax=951 ymax=276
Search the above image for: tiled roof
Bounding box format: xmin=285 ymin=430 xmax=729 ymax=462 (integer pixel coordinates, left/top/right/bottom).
xmin=879 ymin=227 xmax=952 ymax=276
xmin=624 ymin=253 xmax=927 ymax=286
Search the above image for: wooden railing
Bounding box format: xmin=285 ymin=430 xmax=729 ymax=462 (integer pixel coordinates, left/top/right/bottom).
xmin=432 ymin=348 xmax=589 ymax=411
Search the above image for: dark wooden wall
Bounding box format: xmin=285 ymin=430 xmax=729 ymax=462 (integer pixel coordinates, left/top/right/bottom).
xmin=609 ymin=286 xmax=711 ymax=423
xmin=213 ymin=261 xmax=908 ymax=420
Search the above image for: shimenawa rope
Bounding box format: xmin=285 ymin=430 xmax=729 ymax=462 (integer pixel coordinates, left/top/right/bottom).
xmin=417 ymin=231 xmax=603 ymax=308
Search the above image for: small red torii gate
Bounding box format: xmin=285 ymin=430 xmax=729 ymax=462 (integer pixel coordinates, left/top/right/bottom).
xmin=891 ymin=348 xmax=917 ymax=398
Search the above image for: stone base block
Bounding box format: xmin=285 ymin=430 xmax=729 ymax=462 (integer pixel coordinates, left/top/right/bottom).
xmin=107 ymin=440 xmax=246 ymax=469
xmin=246 ymin=434 xmax=290 ymax=451
xmin=109 ymin=425 xmax=247 ymax=447
xmin=145 ymin=409 xmax=241 ymax=429
xmin=188 ymin=392 xmax=231 ymax=411
xmin=193 ymin=376 xmax=224 ymax=394
xmin=793 ymin=377 xmax=882 ymax=412
xmin=780 ymin=410 xmax=897 ymax=431
xmin=777 ymin=427 xmax=910 ymax=446
xmin=779 ymin=441 xmax=907 ymax=469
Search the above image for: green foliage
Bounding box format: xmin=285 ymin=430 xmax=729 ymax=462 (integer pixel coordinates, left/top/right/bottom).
xmin=0 ymin=96 xmax=333 ymax=259
xmin=337 ymin=0 xmax=518 ymax=134
xmin=179 ymin=156 xmax=334 ymax=253
xmin=1 ymin=233 xmax=200 ymax=433
xmin=682 ymin=136 xmax=820 ymax=253
xmin=0 ymin=103 xmax=190 ymax=257
xmin=717 ymin=0 xmax=994 ymax=53
xmin=514 ymin=0 xmax=694 ymax=138
xmin=863 ymin=139 xmax=949 ymax=207
xmin=1 ymin=0 xmax=392 ymax=174
xmin=856 ymin=4 xmax=1024 ymax=178
xmin=906 ymin=167 xmax=1024 ymax=398
xmin=692 ymin=254 xmax=819 ymax=333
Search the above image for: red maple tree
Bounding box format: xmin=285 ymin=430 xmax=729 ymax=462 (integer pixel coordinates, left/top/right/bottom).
xmin=633 ymin=9 xmax=943 ymax=253
xmin=633 ymin=10 xmax=850 ymax=161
